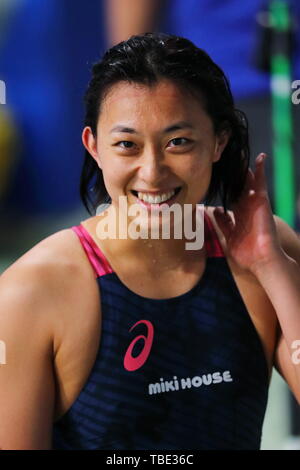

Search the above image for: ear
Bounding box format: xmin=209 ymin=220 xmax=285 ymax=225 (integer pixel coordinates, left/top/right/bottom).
xmin=213 ymin=129 xmax=231 ymax=163
xmin=82 ymin=126 xmax=102 ymax=169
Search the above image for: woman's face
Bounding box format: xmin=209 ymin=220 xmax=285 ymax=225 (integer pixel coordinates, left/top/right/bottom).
xmin=83 ymin=79 xmax=229 ymax=216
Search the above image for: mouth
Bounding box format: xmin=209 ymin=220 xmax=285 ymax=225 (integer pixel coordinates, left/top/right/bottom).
xmin=130 ymin=186 xmax=182 ymax=207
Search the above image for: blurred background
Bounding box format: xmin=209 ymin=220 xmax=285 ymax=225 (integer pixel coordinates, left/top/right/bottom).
xmin=0 ymin=0 xmax=300 ymax=449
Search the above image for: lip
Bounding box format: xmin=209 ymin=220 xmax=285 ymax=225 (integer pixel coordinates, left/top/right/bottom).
xmin=131 ymin=186 xmax=182 ymax=208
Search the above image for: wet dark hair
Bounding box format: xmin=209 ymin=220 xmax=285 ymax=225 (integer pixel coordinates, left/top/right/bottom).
xmin=80 ymin=32 xmax=249 ymax=215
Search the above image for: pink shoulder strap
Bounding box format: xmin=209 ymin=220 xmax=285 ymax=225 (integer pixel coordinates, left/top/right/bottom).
xmin=71 ymin=225 xmax=113 ymax=278
xmin=204 ymin=210 xmax=225 ymax=257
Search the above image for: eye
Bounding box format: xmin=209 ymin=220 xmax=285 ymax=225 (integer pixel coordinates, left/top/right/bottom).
xmin=168 ymin=137 xmax=191 ymax=147
xmin=114 ymin=141 xmax=135 ymax=149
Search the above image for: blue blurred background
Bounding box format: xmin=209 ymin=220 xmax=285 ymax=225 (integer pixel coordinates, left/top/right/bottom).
xmin=0 ymin=0 xmax=300 ymax=449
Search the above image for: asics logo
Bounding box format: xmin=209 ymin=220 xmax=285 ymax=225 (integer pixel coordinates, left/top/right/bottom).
xmin=124 ymin=320 xmax=154 ymax=371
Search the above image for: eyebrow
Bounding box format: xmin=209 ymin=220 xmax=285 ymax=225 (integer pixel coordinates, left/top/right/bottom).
xmin=109 ymin=121 xmax=195 ymax=134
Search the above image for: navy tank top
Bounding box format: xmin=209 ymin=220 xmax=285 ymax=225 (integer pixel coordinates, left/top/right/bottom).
xmin=52 ymin=210 xmax=269 ymax=450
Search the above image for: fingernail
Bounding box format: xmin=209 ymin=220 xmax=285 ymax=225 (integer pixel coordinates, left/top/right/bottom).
xmin=257 ymin=153 xmax=266 ymax=164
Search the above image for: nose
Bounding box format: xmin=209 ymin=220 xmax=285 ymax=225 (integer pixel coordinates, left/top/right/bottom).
xmin=138 ymin=148 xmax=170 ymax=186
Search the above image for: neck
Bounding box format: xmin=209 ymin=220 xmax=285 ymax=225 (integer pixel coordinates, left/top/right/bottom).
xmin=92 ymin=203 xmax=206 ymax=272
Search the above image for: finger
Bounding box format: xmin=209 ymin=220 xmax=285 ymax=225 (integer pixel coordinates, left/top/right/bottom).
xmin=243 ymin=167 xmax=255 ymax=193
xmin=254 ymin=153 xmax=267 ymax=192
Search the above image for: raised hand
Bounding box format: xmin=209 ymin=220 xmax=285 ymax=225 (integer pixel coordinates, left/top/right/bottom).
xmin=213 ymin=153 xmax=282 ymax=274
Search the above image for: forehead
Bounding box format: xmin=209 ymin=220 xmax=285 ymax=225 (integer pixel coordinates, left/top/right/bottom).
xmin=104 ymin=79 xmax=189 ymax=103
xmin=99 ymin=80 xmax=209 ymax=129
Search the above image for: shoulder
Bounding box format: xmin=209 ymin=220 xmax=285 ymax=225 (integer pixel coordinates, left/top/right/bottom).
xmin=0 ymin=226 xmax=98 ymax=355
xmin=1 ymin=228 xmax=86 ymax=294
xmin=272 ymin=214 xmax=300 ymax=264
xmin=1 ymin=225 xmax=96 ymax=280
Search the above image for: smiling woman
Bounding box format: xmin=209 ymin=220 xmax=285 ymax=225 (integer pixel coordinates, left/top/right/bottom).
xmin=80 ymin=34 xmax=249 ymax=216
xmin=1 ymin=32 xmax=300 ymax=451
xmin=81 ymin=77 xmax=230 ymax=246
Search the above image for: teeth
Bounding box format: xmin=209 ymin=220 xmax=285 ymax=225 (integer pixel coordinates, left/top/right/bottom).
xmin=137 ymin=189 xmax=176 ymax=203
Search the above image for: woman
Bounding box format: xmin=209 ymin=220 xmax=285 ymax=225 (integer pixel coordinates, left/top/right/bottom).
xmin=0 ymin=33 xmax=300 ymax=450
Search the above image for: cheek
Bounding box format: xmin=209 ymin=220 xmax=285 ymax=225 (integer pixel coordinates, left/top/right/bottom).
xmin=185 ymin=159 xmax=214 ymax=199
xmin=101 ymin=160 xmax=129 ymax=194
xmin=185 ymin=156 xmax=213 ymax=182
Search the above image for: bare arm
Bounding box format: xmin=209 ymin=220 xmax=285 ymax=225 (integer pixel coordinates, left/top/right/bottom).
xmin=261 ymin=216 xmax=300 ymax=404
xmin=105 ymin=0 xmax=163 ymax=46
xmin=0 ymin=266 xmax=56 ymax=449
